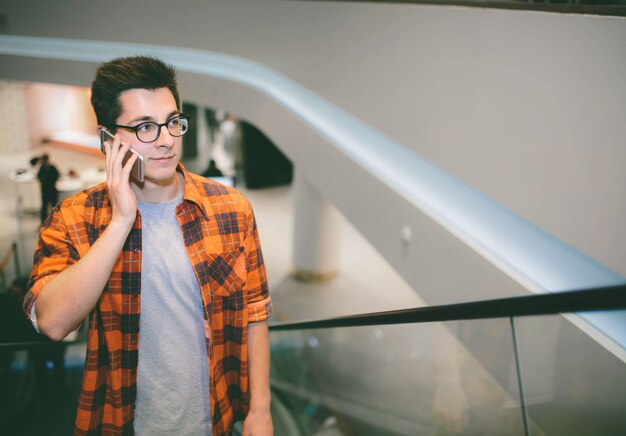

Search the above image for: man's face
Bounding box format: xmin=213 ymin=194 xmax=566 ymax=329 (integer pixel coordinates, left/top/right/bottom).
xmin=116 ymin=87 xmax=182 ymax=184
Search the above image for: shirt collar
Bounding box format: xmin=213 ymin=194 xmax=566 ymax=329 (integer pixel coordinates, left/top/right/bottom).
xmin=178 ymin=163 xmax=211 ymax=220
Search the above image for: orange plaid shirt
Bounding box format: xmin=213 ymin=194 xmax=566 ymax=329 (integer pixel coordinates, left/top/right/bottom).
xmin=25 ymin=165 xmax=272 ymax=435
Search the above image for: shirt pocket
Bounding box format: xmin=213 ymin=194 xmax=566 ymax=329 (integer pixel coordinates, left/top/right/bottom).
xmin=204 ymin=246 xmax=247 ymax=297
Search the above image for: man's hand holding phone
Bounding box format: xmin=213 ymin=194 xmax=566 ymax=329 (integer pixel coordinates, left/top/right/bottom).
xmin=99 ymin=128 xmax=144 ymax=182
xmin=99 ymin=128 xmax=142 ymax=228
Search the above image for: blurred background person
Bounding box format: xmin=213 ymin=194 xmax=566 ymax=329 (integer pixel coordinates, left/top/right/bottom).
xmin=202 ymin=159 xmax=224 ymax=178
xmin=36 ymin=154 xmax=60 ymax=223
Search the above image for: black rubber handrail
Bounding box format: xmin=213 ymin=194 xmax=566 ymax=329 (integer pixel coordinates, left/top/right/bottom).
xmin=299 ymin=1 xmax=626 ymax=18
xmin=269 ymin=284 xmax=626 ymax=331
xmin=0 ymin=340 xmax=75 ymax=352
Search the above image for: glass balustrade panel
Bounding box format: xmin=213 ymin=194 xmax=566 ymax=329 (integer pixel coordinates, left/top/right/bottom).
xmin=514 ymin=314 xmax=626 ymax=435
xmin=270 ymin=318 xmax=536 ymax=435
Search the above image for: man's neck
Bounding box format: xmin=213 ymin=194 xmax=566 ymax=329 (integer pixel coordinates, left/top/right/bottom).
xmin=132 ymin=172 xmax=182 ymax=204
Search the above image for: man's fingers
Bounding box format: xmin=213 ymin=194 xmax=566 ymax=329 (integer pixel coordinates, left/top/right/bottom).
xmin=104 ymin=141 xmax=111 ymax=171
xmin=109 ymin=136 xmax=131 ymax=181
xmin=121 ymin=152 xmax=138 ymax=179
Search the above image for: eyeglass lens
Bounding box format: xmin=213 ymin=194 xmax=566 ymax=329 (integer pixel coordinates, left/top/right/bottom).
xmin=137 ymin=117 xmax=189 ymax=142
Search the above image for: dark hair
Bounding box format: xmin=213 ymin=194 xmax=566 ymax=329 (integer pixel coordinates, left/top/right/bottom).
xmin=90 ymin=56 xmax=180 ymax=130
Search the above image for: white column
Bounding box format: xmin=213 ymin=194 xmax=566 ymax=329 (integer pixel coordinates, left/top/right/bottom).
xmin=292 ymin=173 xmax=341 ymax=281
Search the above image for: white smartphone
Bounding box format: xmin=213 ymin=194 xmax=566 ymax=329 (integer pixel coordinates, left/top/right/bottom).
xmin=98 ymin=127 xmax=145 ymax=182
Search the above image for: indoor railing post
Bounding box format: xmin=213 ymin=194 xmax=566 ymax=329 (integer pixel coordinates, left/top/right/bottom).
xmin=510 ymin=316 xmax=530 ymax=436
xmin=13 ymin=241 xmax=21 ymax=278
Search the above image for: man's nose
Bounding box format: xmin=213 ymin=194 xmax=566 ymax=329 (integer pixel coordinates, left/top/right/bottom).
xmin=156 ymin=124 xmax=174 ymax=145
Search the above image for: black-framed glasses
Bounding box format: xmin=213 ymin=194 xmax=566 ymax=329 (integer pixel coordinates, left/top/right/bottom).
xmin=114 ymin=114 xmax=190 ymax=143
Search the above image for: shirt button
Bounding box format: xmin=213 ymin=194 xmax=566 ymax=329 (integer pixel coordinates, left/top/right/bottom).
xmin=134 ymin=248 xmax=141 ymax=253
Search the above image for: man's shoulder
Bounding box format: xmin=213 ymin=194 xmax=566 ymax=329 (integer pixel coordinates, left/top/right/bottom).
xmin=53 ymin=182 xmax=109 ymax=219
xmin=186 ymin=172 xmax=251 ymax=212
xmin=62 ymin=181 xmax=108 ymax=204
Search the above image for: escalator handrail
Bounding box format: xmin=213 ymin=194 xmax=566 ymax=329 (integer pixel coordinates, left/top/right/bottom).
xmin=269 ymin=284 xmax=626 ymax=331
xmin=0 ymin=339 xmax=79 ymax=352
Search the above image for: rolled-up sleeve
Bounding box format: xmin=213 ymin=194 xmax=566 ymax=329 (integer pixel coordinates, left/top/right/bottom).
xmin=23 ymin=208 xmax=78 ymax=323
xmin=243 ymin=202 xmax=272 ymax=323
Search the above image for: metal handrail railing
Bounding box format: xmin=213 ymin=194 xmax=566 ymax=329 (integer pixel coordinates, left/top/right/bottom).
xmin=0 ymin=241 xmax=21 ymax=289
xmin=269 ymin=284 xmax=626 ymax=331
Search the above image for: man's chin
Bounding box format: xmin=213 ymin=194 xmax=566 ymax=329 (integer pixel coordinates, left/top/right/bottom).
xmin=141 ymin=169 xmax=179 ymax=186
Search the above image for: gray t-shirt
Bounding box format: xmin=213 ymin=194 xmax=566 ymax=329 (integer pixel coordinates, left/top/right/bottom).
xmin=134 ymin=193 xmax=212 ymax=435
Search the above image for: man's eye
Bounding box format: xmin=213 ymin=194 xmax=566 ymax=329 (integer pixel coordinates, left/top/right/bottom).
xmin=167 ymin=118 xmax=180 ymax=128
xmin=137 ymin=123 xmax=156 ymax=133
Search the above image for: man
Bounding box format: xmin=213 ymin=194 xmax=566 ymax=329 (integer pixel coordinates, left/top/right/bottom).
xmin=24 ymin=56 xmax=273 ymax=435
xmin=36 ymin=153 xmax=60 ymax=223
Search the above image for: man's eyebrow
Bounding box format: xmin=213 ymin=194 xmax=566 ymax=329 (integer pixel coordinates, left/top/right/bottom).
xmin=127 ymin=116 xmax=153 ymax=124
xmin=127 ymin=111 xmax=180 ymax=125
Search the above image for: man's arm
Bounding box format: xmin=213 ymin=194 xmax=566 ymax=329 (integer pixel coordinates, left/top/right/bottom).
xmin=35 ymin=219 xmax=134 ymax=340
xmin=32 ymin=138 xmax=138 ymax=340
xmin=243 ymin=320 xmax=273 ymax=436
xmin=240 ymin=196 xmax=273 ymax=435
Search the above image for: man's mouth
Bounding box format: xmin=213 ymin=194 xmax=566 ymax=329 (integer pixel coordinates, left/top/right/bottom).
xmin=151 ymin=155 xmax=175 ymax=161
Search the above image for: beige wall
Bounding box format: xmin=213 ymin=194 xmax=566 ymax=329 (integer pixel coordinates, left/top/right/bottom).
xmin=0 ymin=80 xmax=30 ymax=152
xmin=0 ymin=80 xmax=97 ymax=153
xmin=24 ymin=82 xmax=97 ymax=146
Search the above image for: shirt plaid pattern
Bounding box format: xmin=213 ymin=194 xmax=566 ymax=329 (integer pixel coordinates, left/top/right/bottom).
xmin=24 ymin=165 xmax=272 ymax=435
